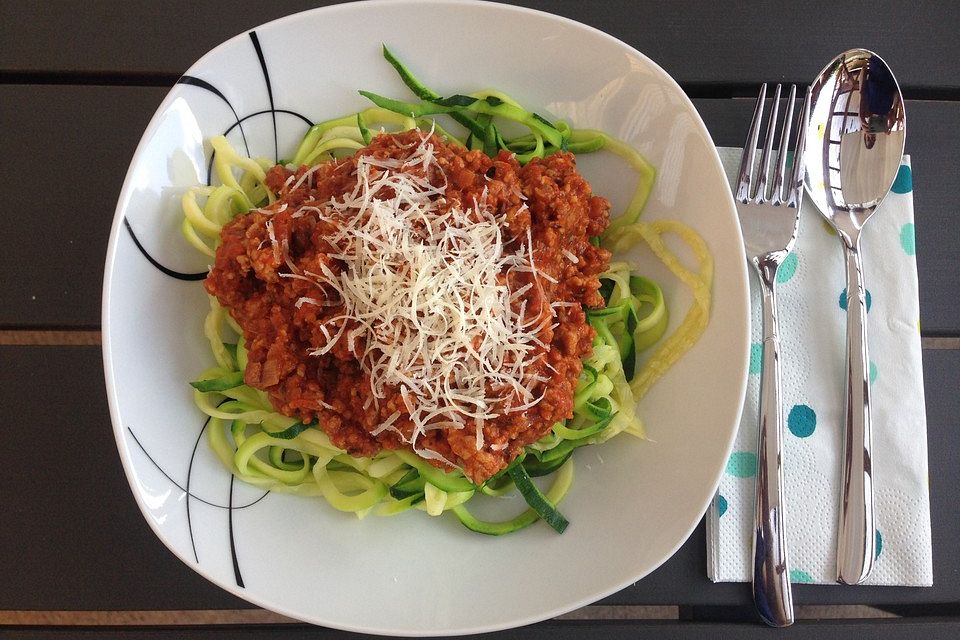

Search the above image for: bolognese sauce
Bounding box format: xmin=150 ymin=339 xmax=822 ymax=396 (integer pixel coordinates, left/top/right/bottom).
xmin=205 ymin=130 xmax=610 ymax=483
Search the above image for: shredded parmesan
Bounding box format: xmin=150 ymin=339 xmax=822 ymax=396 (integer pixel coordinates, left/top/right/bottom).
xmin=264 ymin=219 xmax=280 ymax=263
xmin=288 ymin=134 xmax=553 ymax=458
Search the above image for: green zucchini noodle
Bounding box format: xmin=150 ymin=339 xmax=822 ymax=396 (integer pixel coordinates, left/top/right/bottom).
xmin=181 ymin=47 xmax=713 ymax=535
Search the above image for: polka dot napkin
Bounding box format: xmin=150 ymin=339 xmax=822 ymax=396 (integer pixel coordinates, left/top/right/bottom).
xmin=705 ymin=148 xmax=932 ymax=586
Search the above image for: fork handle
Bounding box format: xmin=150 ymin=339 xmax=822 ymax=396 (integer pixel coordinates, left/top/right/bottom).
xmin=752 ymin=260 xmax=794 ymax=627
xmin=837 ymin=238 xmax=876 ymax=585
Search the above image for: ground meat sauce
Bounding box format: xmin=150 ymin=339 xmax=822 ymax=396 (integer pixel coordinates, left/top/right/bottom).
xmin=205 ymin=131 xmax=610 ymax=483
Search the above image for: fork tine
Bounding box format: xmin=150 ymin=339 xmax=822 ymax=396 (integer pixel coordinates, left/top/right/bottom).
xmin=772 ymin=85 xmax=797 ymax=204
xmin=735 ymin=84 xmax=767 ymax=202
xmin=788 ymin=86 xmax=812 ymax=207
xmin=754 ymin=84 xmax=782 ymax=202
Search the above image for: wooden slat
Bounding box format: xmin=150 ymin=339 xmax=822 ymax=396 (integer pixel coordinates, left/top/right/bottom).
xmin=3 ymin=86 xmax=958 ymax=334
xmin=2 ymin=619 xmax=960 ymax=640
xmin=0 ymin=346 xmax=956 ymax=611
xmin=1 ymin=1 xmax=958 ymax=93
xmin=0 ymin=85 xmax=168 ymax=328
xmin=0 ymin=345 xmax=249 ymax=611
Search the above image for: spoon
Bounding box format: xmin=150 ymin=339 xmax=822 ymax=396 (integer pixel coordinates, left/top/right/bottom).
xmin=803 ymin=49 xmax=906 ymax=585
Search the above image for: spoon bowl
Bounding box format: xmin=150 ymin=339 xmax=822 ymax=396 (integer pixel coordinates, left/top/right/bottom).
xmin=805 ymin=49 xmax=905 ymax=236
xmin=803 ymin=48 xmax=906 ymax=585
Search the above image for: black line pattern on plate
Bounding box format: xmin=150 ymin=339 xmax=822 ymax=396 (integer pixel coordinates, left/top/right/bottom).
xmin=129 ymin=43 xmax=312 ymax=279
xmin=221 ymin=108 xmax=314 ymax=136
xmin=203 ymin=108 xmax=313 ymax=188
xmin=175 ymin=74 xmax=244 ymax=187
xmin=184 ymin=413 xmax=212 ymax=563
xmin=249 ymin=31 xmax=278 ymax=163
xmin=126 ymin=426 xmax=270 ymax=512
xmin=229 ymin=475 xmax=245 ymax=588
xmin=177 ymin=74 xmax=251 ymax=158
xmin=125 ymin=32 xmax=321 ymax=587
xmin=123 ymin=218 xmax=207 ymax=281
xmin=127 ymin=424 xmax=268 ymax=576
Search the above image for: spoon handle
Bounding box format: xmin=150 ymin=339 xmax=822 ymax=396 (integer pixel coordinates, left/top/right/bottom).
xmin=837 ymin=238 xmax=876 ymax=585
xmin=752 ymin=263 xmax=793 ymax=627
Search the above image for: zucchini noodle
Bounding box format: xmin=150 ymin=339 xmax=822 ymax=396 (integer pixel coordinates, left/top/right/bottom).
xmin=181 ymin=46 xmax=713 ymax=535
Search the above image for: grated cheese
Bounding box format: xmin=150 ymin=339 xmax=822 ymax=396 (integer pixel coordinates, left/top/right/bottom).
xmin=286 ymin=133 xmax=554 ymax=460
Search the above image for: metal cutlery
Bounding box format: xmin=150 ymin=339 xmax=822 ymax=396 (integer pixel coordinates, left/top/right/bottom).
xmin=803 ymin=49 xmax=906 ymax=585
xmin=735 ymin=83 xmax=810 ymax=627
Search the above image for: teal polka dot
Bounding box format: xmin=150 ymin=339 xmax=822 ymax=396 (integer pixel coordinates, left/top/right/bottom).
xmin=891 ymin=164 xmax=912 ymax=194
xmin=726 ymin=451 xmax=757 ymax=478
xmin=900 ymin=223 xmax=915 ymax=256
xmin=718 ymin=495 xmax=728 ymax=518
xmin=776 ymin=252 xmax=799 ymax=284
xmin=876 ymin=529 xmax=883 ymax=559
xmin=839 ymin=287 xmax=872 ymax=312
xmin=749 ymin=343 xmax=763 ymax=375
xmin=788 ymin=404 xmax=817 ymax=438
xmin=790 ymin=569 xmax=815 ymax=583
xmin=870 ymin=361 xmax=878 ymax=384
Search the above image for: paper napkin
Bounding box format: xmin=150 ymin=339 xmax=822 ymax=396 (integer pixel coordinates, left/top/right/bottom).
xmin=705 ymin=148 xmax=932 ymax=586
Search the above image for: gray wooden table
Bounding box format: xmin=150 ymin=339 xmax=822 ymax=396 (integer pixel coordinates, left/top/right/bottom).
xmin=2 ymin=1 xmax=958 ymax=637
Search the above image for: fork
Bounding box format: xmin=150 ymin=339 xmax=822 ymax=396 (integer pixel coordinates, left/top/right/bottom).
xmin=735 ymin=83 xmax=810 ymax=628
